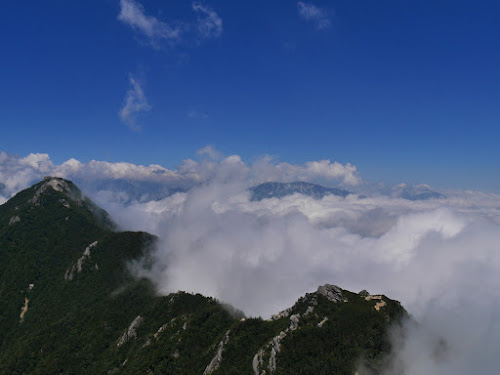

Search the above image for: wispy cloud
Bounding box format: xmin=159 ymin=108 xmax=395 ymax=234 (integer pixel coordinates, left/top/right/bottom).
xmin=192 ymin=2 xmax=223 ymax=39
xmin=118 ymin=0 xmax=222 ymax=48
xmin=119 ymin=75 xmax=151 ymax=131
xmin=117 ymin=0 xmax=181 ymax=47
xmin=297 ymin=1 xmax=331 ymax=30
xmin=187 ymin=109 xmax=209 ymax=119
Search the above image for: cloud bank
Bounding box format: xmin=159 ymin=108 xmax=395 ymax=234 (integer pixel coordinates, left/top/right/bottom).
xmin=2 ymin=148 xmax=500 ymax=373
xmin=0 ymin=149 xmax=360 ymax=204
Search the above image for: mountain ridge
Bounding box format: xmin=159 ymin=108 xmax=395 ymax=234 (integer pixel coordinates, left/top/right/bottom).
xmin=250 ymin=181 xmax=351 ymax=201
xmin=0 ymin=177 xmax=407 ymax=374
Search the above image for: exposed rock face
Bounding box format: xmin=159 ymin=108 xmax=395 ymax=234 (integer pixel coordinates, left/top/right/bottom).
xmin=364 ymin=295 xmax=383 ymax=301
xmin=29 ymin=177 xmax=77 ymax=205
xmin=317 ymin=284 xmax=347 ymax=303
xmin=59 ymin=198 xmax=70 ymax=208
xmin=117 ymin=316 xmax=144 ymax=347
xmin=252 ymin=349 xmax=264 ymax=375
xmin=269 ymin=331 xmax=286 ymax=372
xmin=254 ymin=303 xmax=317 ymax=374
xmin=289 ymin=314 xmax=300 ymax=331
xmin=9 ymin=215 xmax=20 ymax=225
xmin=154 ymin=320 xmax=172 ymax=339
xmin=318 ymin=317 xmax=328 ymax=328
xmin=271 ymin=307 xmax=292 ymax=321
xmin=203 ymin=330 xmax=231 ymax=375
xmin=65 ymin=241 xmax=98 ymax=280
xmin=375 ymin=301 xmax=387 ymax=311
xmin=365 ymin=295 xmax=387 ymax=311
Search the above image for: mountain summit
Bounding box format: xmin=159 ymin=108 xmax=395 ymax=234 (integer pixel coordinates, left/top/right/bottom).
xmin=1 ymin=176 xmax=115 ymax=231
xmin=250 ymin=181 xmax=351 ymax=201
xmin=391 ymin=183 xmax=446 ymax=200
xmin=0 ymin=178 xmax=406 ymax=374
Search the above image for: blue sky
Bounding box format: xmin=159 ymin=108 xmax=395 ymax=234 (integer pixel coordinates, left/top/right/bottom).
xmin=1 ymin=0 xmax=499 ymax=191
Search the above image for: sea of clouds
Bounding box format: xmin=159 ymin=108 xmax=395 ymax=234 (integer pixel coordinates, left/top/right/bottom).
xmin=1 ymin=148 xmax=499 ymax=374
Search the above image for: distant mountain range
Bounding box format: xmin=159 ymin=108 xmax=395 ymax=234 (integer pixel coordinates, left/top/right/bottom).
xmin=250 ymin=181 xmax=446 ymax=202
xmin=0 ymin=177 xmax=407 ymax=374
xmin=250 ymin=181 xmax=351 ymax=201
xmin=391 ymin=183 xmax=446 ymax=201
xmin=81 ymin=178 xmax=189 ymax=202
xmin=1 ymin=175 xmax=446 ymax=206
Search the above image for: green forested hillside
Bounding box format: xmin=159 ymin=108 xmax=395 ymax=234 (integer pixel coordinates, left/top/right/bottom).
xmin=0 ymin=177 xmax=406 ymax=374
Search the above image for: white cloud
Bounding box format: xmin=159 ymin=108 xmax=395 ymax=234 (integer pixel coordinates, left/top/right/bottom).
xmin=197 ymin=145 xmax=221 ymax=160
xmin=192 ymin=2 xmax=223 ymax=39
xmin=0 ymin=151 xmax=198 ymax=204
xmin=0 ymin=152 xmax=55 ymax=197
xmin=304 ymin=160 xmax=359 ymax=184
xmin=250 ymin=156 xmax=361 ymax=186
xmin=297 ymin=1 xmax=331 ymax=30
xmin=119 ymin=75 xmax=151 ymax=131
xmin=0 ymin=147 xmax=352 ymax=204
xmin=57 ymin=159 xmax=175 ymax=181
xmin=118 ymin=0 xmax=181 ymax=47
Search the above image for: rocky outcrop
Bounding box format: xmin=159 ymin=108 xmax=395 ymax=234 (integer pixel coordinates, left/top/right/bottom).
xmin=375 ymin=301 xmax=387 ymax=310
xmin=268 ymin=331 xmax=286 ymax=372
xmin=270 ymin=307 xmax=292 ymax=321
xmin=252 ymin=349 xmax=264 ymax=375
xmin=317 ymin=317 xmax=328 ymax=328
xmin=204 ymin=330 xmax=230 ymax=375
xmin=29 ymin=177 xmax=77 ymax=205
xmin=117 ymin=315 xmax=143 ymax=347
xmin=9 ymin=215 xmax=20 ymax=225
xmin=317 ymin=284 xmax=348 ymax=303
xmin=65 ymin=241 xmax=98 ymax=280
xmin=365 ymin=295 xmax=387 ymax=311
xmin=154 ymin=319 xmax=174 ymax=339
xmin=364 ymin=295 xmax=383 ymax=301
xmin=254 ymin=301 xmax=317 ymax=374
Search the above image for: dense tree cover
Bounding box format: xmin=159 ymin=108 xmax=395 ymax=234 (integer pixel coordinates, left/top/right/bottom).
xmin=0 ymin=178 xmax=407 ymax=374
